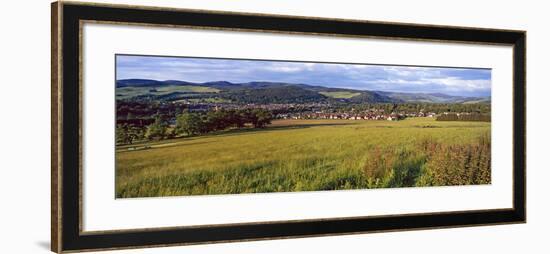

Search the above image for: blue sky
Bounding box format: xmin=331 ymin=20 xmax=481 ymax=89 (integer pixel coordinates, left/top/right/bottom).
xmin=116 ymin=55 xmax=491 ymax=97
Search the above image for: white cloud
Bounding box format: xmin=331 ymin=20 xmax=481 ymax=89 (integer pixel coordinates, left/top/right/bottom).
xmin=116 ymin=55 xmax=492 ymax=96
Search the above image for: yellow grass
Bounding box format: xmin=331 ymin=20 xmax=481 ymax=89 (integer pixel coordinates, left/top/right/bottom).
xmin=116 ymin=117 xmax=490 ymax=198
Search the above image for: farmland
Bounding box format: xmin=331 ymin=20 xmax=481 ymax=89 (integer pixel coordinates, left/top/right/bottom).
xmin=319 ymin=91 xmax=361 ymax=99
xmin=116 ymin=85 xmax=219 ymax=100
xmin=115 ymin=117 xmax=490 ymax=198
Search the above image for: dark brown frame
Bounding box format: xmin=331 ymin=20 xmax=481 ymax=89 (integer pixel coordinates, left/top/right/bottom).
xmin=52 ymin=1 xmax=526 ymax=253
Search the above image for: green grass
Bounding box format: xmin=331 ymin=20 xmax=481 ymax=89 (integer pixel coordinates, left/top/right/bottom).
xmin=319 ymin=91 xmax=361 ymax=99
xmin=116 ymin=85 xmax=219 ymax=99
xmin=116 ymin=117 xmax=490 ymax=198
xmin=174 ymin=97 xmax=232 ymax=103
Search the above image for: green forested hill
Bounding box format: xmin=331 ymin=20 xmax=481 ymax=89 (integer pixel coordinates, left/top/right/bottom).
xmin=116 ymin=79 xmax=489 ymax=104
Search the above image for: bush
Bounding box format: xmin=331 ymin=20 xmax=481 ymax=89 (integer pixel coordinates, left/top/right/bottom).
xmin=362 ymin=134 xmax=490 ymax=188
xmin=417 ymin=134 xmax=491 ymax=186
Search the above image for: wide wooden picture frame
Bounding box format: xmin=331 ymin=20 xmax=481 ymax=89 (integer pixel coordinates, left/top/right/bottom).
xmin=51 ymin=1 xmax=526 ymax=253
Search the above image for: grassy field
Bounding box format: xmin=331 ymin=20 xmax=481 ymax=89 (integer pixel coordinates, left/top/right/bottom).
xmin=319 ymin=91 xmax=361 ymax=99
xmin=116 ymin=85 xmax=219 ymax=99
xmin=116 ymin=117 xmax=490 ymax=198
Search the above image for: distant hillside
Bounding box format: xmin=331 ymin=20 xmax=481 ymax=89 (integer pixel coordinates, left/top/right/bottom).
xmin=116 ymin=79 xmax=164 ymax=88
xmin=116 ymin=79 xmax=489 ymax=104
xmin=223 ymin=85 xmax=327 ymax=104
xmin=375 ymin=91 xmax=490 ymax=104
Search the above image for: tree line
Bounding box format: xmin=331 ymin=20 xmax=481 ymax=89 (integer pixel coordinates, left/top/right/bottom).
xmin=344 ymin=103 xmax=491 ymax=114
xmin=116 ymin=108 xmax=273 ymax=145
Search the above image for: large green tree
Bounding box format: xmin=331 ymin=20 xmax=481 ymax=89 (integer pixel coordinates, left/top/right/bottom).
xmin=250 ymin=109 xmax=272 ymax=128
xmin=116 ymin=124 xmax=131 ymax=145
xmin=145 ymin=117 xmax=167 ymax=140
xmin=175 ymin=112 xmax=202 ymax=136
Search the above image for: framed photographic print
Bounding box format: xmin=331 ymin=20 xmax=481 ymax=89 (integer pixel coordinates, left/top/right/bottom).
xmin=51 ymin=1 xmax=526 ymax=252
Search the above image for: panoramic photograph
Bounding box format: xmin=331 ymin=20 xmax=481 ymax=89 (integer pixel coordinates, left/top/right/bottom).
xmin=115 ymin=54 xmax=491 ymax=198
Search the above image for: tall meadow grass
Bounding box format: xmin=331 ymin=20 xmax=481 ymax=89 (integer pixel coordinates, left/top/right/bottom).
xmin=116 ymin=118 xmax=491 ymax=198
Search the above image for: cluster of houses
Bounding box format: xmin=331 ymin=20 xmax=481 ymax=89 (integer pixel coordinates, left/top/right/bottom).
xmin=404 ymin=112 xmax=437 ymax=118
xmin=172 ymin=100 xmax=441 ymax=122
xmin=276 ymin=111 xmax=436 ymax=121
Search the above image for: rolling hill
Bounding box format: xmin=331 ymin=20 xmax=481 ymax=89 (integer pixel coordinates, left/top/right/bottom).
xmin=115 ymin=79 xmax=490 ymax=104
xmin=375 ymin=91 xmax=490 ymax=104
